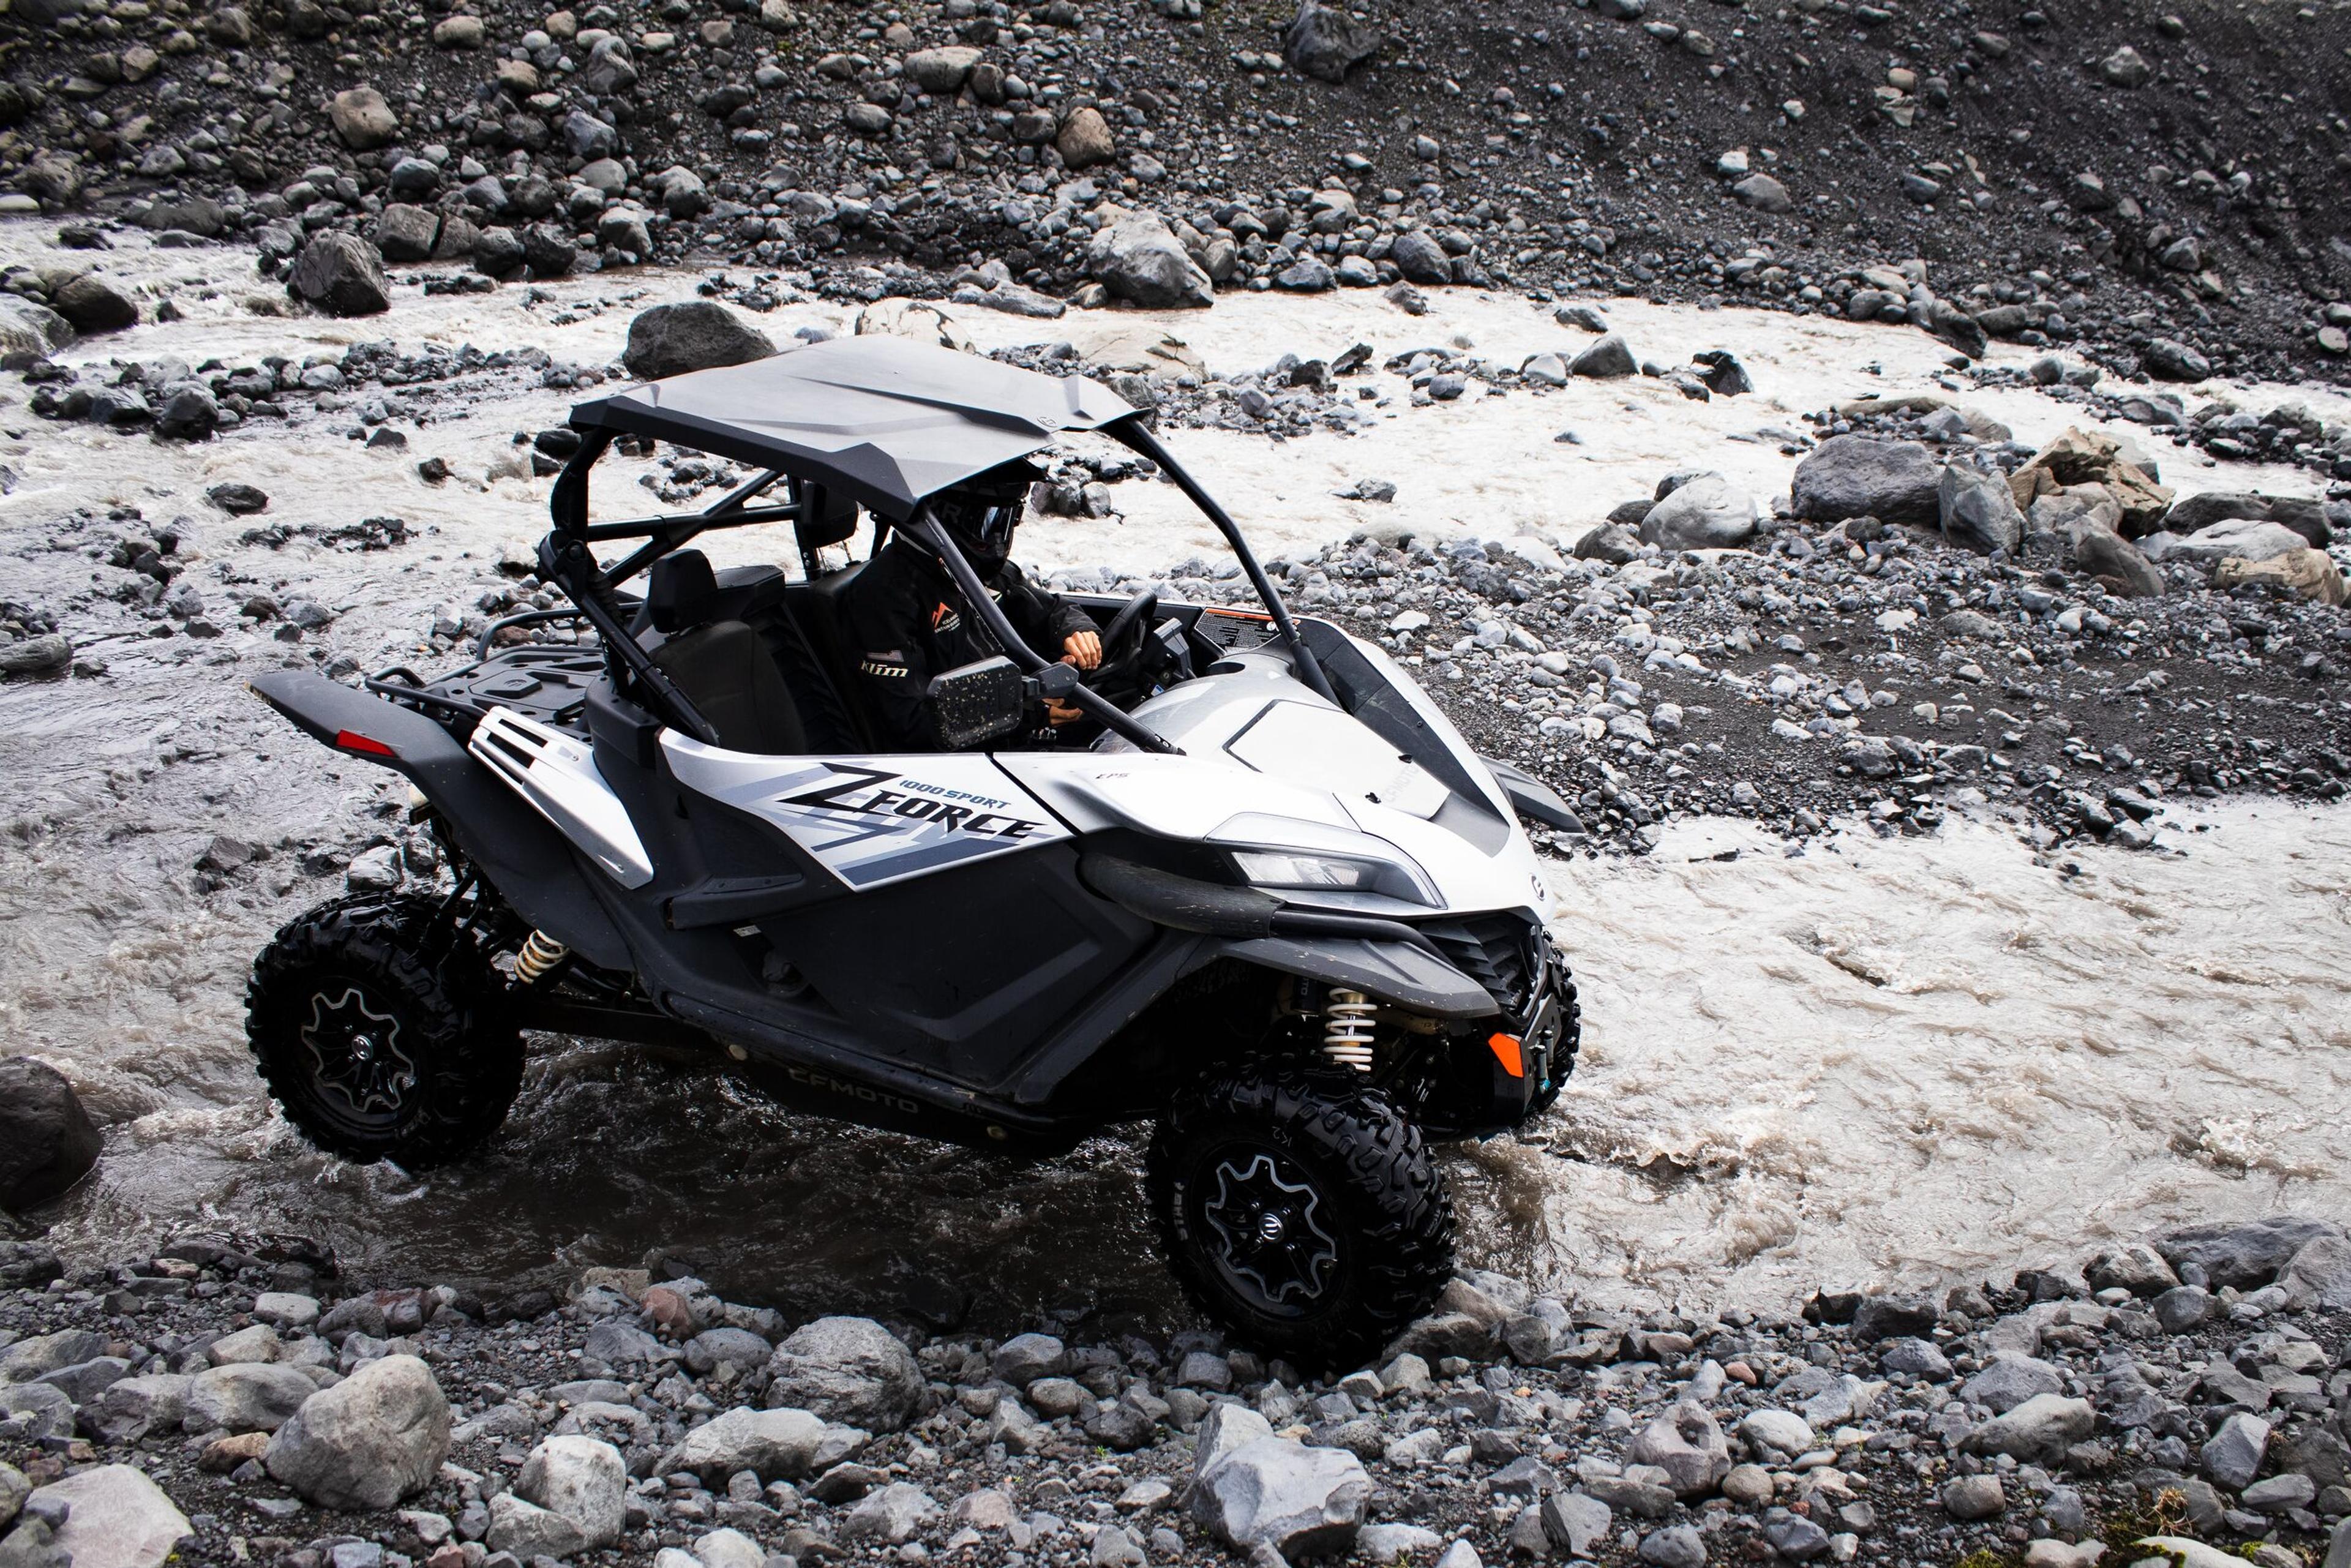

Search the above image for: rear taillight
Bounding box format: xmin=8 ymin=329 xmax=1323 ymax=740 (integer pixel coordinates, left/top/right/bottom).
xmin=333 ymin=729 xmax=397 ymax=759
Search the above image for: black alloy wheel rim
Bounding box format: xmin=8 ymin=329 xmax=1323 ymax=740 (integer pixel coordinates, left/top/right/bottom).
xmin=297 ymin=980 xmax=420 ymax=1135
xmin=1194 ymin=1141 xmax=1343 ymax=1318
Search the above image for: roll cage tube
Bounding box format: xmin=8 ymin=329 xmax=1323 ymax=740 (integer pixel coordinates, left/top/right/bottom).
xmin=542 ymin=429 xmax=722 ymax=744
xmin=1112 ymin=418 xmax=1340 ymax=705
xmin=899 ymin=509 xmax=1182 ymax=756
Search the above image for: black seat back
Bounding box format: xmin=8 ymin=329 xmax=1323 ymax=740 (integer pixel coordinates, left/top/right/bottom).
xmin=784 ymin=560 xmax=874 ymax=751
xmin=640 ymin=550 xmax=808 ymax=755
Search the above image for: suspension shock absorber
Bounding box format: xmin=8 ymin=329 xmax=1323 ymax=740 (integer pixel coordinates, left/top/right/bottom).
xmin=1322 ymin=988 xmax=1377 ymax=1073
xmin=514 ymin=929 xmax=569 ymax=986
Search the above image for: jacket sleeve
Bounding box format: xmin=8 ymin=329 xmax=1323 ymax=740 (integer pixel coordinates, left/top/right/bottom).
xmin=838 ymin=557 xmax=943 ymax=751
xmin=999 ymin=561 xmax=1095 ymax=651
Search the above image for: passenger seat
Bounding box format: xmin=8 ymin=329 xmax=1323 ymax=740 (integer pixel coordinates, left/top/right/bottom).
xmin=642 ymin=550 xmax=808 ymax=754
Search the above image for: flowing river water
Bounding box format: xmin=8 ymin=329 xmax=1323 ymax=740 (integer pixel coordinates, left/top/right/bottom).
xmin=2 ymin=224 xmax=2347 ymax=1330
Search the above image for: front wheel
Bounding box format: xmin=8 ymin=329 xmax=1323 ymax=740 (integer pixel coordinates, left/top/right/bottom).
xmin=1146 ymin=1060 xmax=1453 ymax=1367
xmin=246 ymin=893 xmax=522 ymax=1168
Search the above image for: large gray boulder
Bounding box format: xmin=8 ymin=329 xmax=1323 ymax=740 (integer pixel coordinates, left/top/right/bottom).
xmin=1190 ymin=1435 xmax=1370 ymax=1556
xmin=0 ymin=295 xmax=74 ymax=367
xmin=2072 ymin=525 xmax=2164 ymax=598
xmin=264 ymin=1354 xmax=450 ymax=1509
xmin=0 ymin=1057 xmax=100 ymax=1210
xmin=2153 ymin=1213 xmax=2341 ymax=1288
xmin=2148 ymin=519 xmax=2317 ymax=568
xmin=1791 ymin=435 xmax=1941 ymax=525
xmin=1283 ymin=1 xmax=1384 ymax=81
xmin=516 ymin=1435 xmax=626 ymax=1549
xmin=2162 ymin=492 xmax=2332 ymax=546
xmin=1940 ymin=463 xmax=2025 ymax=554
xmin=2280 ymin=1232 xmax=2351 ymax=1310
xmin=2202 ymin=1412 xmax=2271 ymax=1491
xmin=27 ymin=1465 xmax=190 ymax=1568
xmin=621 ymin=301 xmax=778 ymax=381
xmin=186 ymin=1363 xmax=316 ymax=1433
xmin=1569 ymin=334 xmax=1636 ymax=379
xmin=1627 ymin=1401 xmax=1730 ymax=1498
xmin=1962 ymin=1352 xmax=2063 ymax=1414
xmin=1641 ymin=475 xmax=1757 ymax=551
xmin=1390 ymin=230 xmax=1452 ymax=286
xmin=287 ymin=233 xmax=391 ymax=317
xmin=1087 ymin=209 xmax=1213 ymax=309
xmin=762 ymin=1317 xmax=924 ymax=1432
xmin=85 ymin=1373 xmax=192 ymax=1444
xmin=660 ymin=1406 xmax=865 ymax=1484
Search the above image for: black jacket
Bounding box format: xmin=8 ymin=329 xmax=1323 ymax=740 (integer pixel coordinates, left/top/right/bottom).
xmin=838 ymin=535 xmax=1093 ymax=750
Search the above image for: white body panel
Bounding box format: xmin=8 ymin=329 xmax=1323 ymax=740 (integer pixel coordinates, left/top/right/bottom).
xmin=470 ymin=706 xmax=655 ymax=887
xmin=662 ymin=740 xmax=1072 ymax=890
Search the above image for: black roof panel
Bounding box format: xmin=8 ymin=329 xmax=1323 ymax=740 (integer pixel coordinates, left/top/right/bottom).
xmin=568 ymin=336 xmax=1138 ymax=519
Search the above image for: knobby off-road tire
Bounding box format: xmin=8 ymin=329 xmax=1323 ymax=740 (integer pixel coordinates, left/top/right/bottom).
xmin=1147 ymin=1059 xmax=1454 ymax=1367
xmin=246 ymin=892 xmax=522 ymax=1169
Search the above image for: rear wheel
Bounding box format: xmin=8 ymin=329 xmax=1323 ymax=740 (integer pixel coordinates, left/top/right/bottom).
xmin=246 ymin=893 xmax=521 ymax=1168
xmin=1146 ymin=1060 xmax=1453 ymax=1366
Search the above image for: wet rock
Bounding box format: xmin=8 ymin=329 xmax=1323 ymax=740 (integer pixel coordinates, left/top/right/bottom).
xmin=1943 ymin=1474 xmax=2006 ymax=1520
xmin=264 ymin=1354 xmax=451 ymax=1509
xmin=762 ymin=1316 xmax=924 ymax=1432
xmin=1570 ymin=334 xmax=1636 ymax=378
xmin=2144 ymin=338 xmax=2211 ymax=381
xmin=1638 ymin=1523 xmax=1707 ymax=1568
xmin=1057 ymin=107 xmax=1115 ymax=170
xmin=1851 ymin=1296 xmax=1938 ymax=1341
xmin=471 ymin=227 xmax=527 ymax=278
xmin=154 ymin=385 xmax=220 ymax=441
xmin=2203 ymin=1412 xmax=2271 ymax=1490
xmin=28 ymin=1465 xmax=190 ymax=1568
xmin=515 ymin=1435 xmax=625 ymax=1549
xmin=1628 ymin=1401 xmax=1730 ymax=1498
xmin=841 ymin=1482 xmax=939 ymax=1544
xmin=2162 ymin=492 xmax=2333 ymax=544
xmin=373 ymin=204 xmax=441 ymax=263
xmin=1642 ymin=475 xmax=1757 ymax=550
xmin=1189 ymin=1436 xmax=1370 ymax=1556
xmin=329 ymin=86 xmax=399 ymax=151
xmin=0 ymin=295 xmax=74 ymax=366
xmin=621 ymin=302 xmax=777 ymax=380
xmin=0 ymin=1057 xmax=100 ymax=1210
xmin=991 ymin=1332 xmax=1068 ymax=1387
xmin=1793 ymin=435 xmax=1941 ymax=525
xmin=1088 ymin=209 xmax=1214 ymax=309
xmin=1284 ymin=0 xmax=1385 ymax=82
xmin=2211 ymin=549 xmax=2349 ymax=604
xmin=188 ymin=1362 xmax=318 ymax=1433
xmin=1391 ymin=230 xmax=1452 ymax=286
xmin=660 ymin=1406 xmax=861 ymax=1483
xmin=287 ymin=233 xmax=391 ymax=317
xmin=905 ymin=45 xmax=981 ymax=93
xmin=50 ymin=274 xmax=137 ymax=333
xmin=0 ymin=634 xmax=71 ymax=676
xmin=1965 ymin=1394 xmax=2094 ymax=1464
xmin=1731 ymin=173 xmax=1793 ymax=214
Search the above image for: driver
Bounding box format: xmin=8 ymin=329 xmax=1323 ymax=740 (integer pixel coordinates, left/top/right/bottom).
xmin=839 ymin=460 xmax=1103 ymax=751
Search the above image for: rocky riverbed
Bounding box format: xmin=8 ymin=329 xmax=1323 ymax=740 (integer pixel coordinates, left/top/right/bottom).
xmin=4 ymin=118 xmax=2351 ymax=1568
xmin=1 ymin=1217 xmax=2348 ymax=1568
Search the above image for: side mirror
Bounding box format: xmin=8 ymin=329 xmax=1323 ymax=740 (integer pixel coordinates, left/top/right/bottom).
xmin=926 ymin=656 xmax=1026 ymax=748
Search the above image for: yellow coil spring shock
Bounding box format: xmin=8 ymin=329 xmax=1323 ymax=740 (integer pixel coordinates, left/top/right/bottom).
xmin=1322 ymin=988 xmax=1377 ymax=1072
xmin=514 ymin=929 xmax=569 ymax=986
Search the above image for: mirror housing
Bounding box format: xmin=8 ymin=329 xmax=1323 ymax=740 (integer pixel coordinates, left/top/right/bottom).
xmin=926 ymin=656 xmax=1026 ymax=748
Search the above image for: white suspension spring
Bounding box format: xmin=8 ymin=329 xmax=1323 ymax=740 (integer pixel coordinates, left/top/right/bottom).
xmin=1322 ymin=988 xmax=1378 ymax=1072
xmin=514 ymin=929 xmax=570 ymax=986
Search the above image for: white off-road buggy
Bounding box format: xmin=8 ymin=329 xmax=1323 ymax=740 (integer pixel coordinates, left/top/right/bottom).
xmin=246 ymin=336 xmax=1581 ymax=1360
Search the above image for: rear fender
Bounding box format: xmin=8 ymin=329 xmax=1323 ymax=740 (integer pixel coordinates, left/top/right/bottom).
xmin=1213 ymin=934 xmax=1499 ymax=1019
xmin=248 ymin=672 xmax=631 ymax=969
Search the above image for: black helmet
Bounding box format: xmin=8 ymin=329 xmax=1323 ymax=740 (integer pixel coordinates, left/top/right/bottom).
xmin=927 ymin=459 xmax=1038 ymax=574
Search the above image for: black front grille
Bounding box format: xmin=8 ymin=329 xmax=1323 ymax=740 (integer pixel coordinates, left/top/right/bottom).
xmin=1420 ymin=912 xmax=1542 ymax=1017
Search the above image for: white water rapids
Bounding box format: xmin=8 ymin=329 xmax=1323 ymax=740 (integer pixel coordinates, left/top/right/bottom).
xmin=2 ymin=222 xmax=2346 ymax=1322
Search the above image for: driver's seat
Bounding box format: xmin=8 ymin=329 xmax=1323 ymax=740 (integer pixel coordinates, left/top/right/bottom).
xmin=643 ymin=551 xmax=808 ymax=754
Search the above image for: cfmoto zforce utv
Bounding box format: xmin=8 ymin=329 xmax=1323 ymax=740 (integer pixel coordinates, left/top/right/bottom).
xmin=246 ymin=337 xmax=1582 ymax=1361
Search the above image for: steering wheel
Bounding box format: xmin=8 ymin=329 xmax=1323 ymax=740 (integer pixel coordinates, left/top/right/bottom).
xmin=1082 ymin=590 xmax=1161 ymax=705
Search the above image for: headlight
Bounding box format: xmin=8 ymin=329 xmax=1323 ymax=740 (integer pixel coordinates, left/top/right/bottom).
xmin=1232 ymin=850 xmax=1390 ymax=890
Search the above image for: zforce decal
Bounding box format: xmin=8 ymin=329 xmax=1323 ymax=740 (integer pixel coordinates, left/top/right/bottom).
xmin=736 ymin=759 xmax=1068 ymax=888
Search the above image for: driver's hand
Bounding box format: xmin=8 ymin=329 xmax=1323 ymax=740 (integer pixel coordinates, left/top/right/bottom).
xmin=1046 ymin=699 xmax=1086 ymax=726
xmin=1062 ymin=629 xmax=1102 ymax=670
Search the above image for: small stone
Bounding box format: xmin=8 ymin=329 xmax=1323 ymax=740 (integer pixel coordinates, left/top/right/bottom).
xmin=1943 ymin=1475 xmax=2006 ymax=1520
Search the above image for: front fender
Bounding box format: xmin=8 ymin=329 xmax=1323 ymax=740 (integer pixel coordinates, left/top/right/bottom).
xmin=1213 ymin=934 xmax=1499 ymax=1019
